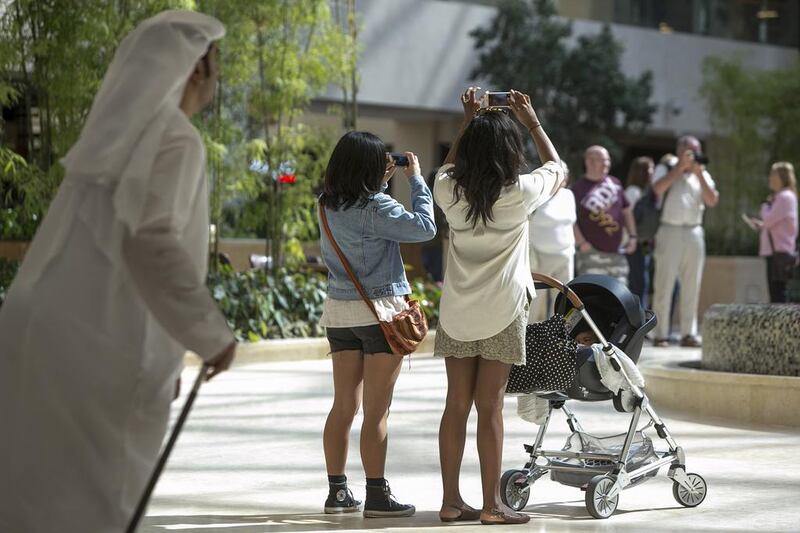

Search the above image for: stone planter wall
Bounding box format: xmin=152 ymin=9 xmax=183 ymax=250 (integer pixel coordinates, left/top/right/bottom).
xmin=703 ymin=303 xmax=800 ymax=377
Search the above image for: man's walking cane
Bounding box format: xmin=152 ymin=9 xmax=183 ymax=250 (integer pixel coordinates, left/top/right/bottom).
xmin=126 ymin=363 xmax=210 ymax=533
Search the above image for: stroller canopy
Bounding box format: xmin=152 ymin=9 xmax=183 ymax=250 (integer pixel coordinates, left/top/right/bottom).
xmin=554 ymin=275 xmax=649 ymax=361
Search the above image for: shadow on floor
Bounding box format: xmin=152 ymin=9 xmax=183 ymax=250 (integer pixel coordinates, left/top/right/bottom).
xmin=141 ymin=501 xmax=689 ymax=532
xmin=142 ymin=511 xmax=467 ymax=532
xmin=522 ymin=499 xmax=684 ymax=520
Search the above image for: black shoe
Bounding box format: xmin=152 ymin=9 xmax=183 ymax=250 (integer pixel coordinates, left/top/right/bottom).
xmin=363 ymin=480 xmax=415 ymax=518
xmin=324 ymin=485 xmax=361 ymax=514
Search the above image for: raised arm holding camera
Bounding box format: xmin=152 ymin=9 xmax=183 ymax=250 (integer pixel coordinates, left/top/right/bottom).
xmin=434 ymin=87 xmax=564 ymax=525
xmin=652 ymin=140 xmax=718 ymax=208
xmin=651 ymin=135 xmax=719 ymax=348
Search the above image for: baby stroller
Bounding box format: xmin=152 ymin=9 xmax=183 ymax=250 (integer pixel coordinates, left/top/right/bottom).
xmin=500 ymin=273 xmax=707 ymax=519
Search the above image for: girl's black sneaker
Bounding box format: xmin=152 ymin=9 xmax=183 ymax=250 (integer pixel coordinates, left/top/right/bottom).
xmin=324 ymin=485 xmax=361 ymax=514
xmin=363 ymin=479 xmax=415 ymax=518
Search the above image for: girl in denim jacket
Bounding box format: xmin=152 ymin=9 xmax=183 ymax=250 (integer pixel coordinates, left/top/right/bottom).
xmin=318 ymin=131 xmax=435 ymax=517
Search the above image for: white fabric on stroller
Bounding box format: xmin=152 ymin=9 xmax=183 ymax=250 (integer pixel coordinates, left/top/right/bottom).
xmin=517 ymin=395 xmax=551 ymax=424
xmin=591 ymin=343 xmax=645 ymax=394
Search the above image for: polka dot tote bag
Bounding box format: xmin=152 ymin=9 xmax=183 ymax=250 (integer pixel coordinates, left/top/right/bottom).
xmin=506 ymin=314 xmax=578 ymax=394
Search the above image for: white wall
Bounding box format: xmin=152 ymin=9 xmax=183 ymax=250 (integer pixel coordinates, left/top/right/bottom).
xmin=318 ymin=0 xmax=799 ymax=137
xmin=298 ymin=108 xmax=463 ymax=208
xmin=578 ymin=18 xmax=799 ymax=136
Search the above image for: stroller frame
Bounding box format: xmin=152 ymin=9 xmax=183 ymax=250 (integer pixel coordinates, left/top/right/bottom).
xmin=501 ymin=273 xmax=707 ymax=519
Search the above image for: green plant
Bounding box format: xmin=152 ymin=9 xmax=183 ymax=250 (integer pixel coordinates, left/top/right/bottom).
xmin=0 ymin=1 xmax=193 ymax=242
xmin=0 ymin=257 xmax=20 ymax=308
xmin=219 ymin=125 xmax=336 ymax=242
xmin=1 ymin=146 xmax=51 ymax=240
xmin=197 ymin=0 xmax=356 ymax=271
xmin=207 ymin=265 xmax=328 ymax=341
xmin=410 ymin=279 xmax=442 ymax=330
xmin=206 ymin=266 xmax=444 ymax=342
xmin=0 ymin=1 xmax=357 ymax=269
xmin=0 ymin=207 xmax=37 ymax=240
xmin=700 ymin=57 xmax=800 ymax=255
xmin=470 ymin=0 xmax=655 ymax=172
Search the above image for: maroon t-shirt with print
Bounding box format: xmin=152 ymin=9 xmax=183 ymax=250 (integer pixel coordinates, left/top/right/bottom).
xmin=571 ymin=175 xmax=629 ymax=253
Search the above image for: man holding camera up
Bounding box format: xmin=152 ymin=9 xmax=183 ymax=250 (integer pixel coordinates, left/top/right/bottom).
xmin=651 ymin=136 xmax=719 ymax=348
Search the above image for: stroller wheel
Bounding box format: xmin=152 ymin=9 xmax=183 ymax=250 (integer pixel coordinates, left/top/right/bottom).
xmin=585 ymin=475 xmax=619 ymax=519
xmin=500 ymin=469 xmax=530 ymax=511
xmin=612 ymin=390 xmax=637 ymax=413
xmin=672 ymin=472 xmax=707 ymax=507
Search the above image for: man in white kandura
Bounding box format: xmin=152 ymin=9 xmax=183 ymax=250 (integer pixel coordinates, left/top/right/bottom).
xmin=0 ymin=11 xmax=235 ymax=532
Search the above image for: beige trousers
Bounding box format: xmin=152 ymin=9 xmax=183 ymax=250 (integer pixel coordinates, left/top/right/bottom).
xmin=652 ymin=224 xmax=705 ymax=339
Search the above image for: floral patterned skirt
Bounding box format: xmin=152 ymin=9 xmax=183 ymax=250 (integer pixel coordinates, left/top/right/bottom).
xmin=434 ymin=311 xmax=527 ymax=366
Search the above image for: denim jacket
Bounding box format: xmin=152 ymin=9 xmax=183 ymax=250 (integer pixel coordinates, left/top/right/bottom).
xmin=319 ymin=175 xmax=436 ymax=300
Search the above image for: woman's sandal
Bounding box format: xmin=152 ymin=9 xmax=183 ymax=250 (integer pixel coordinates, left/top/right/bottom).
xmin=480 ymin=508 xmax=531 ymax=525
xmin=439 ymin=503 xmax=482 ymax=522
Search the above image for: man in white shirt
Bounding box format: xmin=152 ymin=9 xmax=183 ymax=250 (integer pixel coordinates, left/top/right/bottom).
xmin=651 ymin=136 xmax=719 ymax=347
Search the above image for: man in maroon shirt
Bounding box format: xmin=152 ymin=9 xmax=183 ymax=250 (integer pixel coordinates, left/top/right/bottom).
xmin=571 ymin=145 xmax=638 ymax=284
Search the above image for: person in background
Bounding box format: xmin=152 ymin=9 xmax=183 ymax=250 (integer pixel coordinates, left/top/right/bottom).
xmin=654 ymin=153 xmax=680 ymax=326
xmin=572 ymin=145 xmax=637 ymax=285
xmin=528 ymin=161 xmax=576 ymax=322
xmin=0 ymin=12 xmax=234 ymax=532
xmin=750 ymin=162 xmax=798 ymax=303
xmin=625 ymin=156 xmax=655 ymax=308
xmin=651 ymin=136 xmax=719 ymax=348
xmin=318 ymin=132 xmax=435 ymax=518
xmin=435 ymin=87 xmax=564 ymax=525
xmin=422 ymin=169 xmax=449 ymax=284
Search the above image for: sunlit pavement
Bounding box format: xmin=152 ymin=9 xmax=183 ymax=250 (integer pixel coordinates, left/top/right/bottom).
xmin=141 ymin=347 xmax=800 ymax=532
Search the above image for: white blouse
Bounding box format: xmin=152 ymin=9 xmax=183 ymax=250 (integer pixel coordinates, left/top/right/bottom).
xmin=320 ymin=296 xmax=409 ymax=328
xmin=434 ymin=161 xmax=564 ymax=341
xmin=529 ymin=187 xmax=576 ymax=255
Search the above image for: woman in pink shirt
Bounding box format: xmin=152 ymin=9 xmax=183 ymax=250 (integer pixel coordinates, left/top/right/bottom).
xmin=753 ymin=162 xmax=798 ymax=302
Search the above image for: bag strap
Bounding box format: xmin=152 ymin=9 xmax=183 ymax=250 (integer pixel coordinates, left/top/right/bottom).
xmin=319 ymin=203 xmax=380 ymax=321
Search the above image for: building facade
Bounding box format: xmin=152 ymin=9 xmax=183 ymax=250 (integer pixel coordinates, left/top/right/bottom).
xmin=302 ymin=0 xmax=798 ymax=204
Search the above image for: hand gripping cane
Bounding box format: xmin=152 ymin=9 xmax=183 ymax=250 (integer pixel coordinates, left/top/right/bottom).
xmin=126 ymin=363 xmax=210 ymax=533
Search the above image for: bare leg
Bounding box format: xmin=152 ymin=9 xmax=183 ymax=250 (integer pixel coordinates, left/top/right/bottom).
xmin=473 ymin=357 xmax=517 ymax=517
xmin=323 ymin=350 xmax=363 ymax=475
xmin=360 ymin=352 xmax=404 ymax=478
xmin=439 ymin=356 xmax=480 ymax=519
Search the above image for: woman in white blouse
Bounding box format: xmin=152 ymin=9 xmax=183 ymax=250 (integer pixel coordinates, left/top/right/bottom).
xmin=434 ymin=88 xmax=564 ymax=525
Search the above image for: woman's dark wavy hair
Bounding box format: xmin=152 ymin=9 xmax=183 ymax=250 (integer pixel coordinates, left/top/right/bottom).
xmin=451 ymin=111 xmax=527 ymax=227
xmin=320 ymin=131 xmax=386 ymax=210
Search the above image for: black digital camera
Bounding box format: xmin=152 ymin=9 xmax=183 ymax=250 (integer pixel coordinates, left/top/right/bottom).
xmin=693 ymin=151 xmax=709 ymax=165
xmin=390 ymin=153 xmax=410 ymax=167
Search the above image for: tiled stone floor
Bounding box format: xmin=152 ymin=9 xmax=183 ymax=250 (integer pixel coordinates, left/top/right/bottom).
xmin=141 ymin=347 xmax=800 ymax=532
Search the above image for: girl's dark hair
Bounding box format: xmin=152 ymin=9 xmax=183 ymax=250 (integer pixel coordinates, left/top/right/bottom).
xmin=320 ymin=131 xmax=386 ymax=210
xmin=626 ymin=156 xmax=654 ymax=189
xmin=451 ymin=111 xmax=527 ymax=227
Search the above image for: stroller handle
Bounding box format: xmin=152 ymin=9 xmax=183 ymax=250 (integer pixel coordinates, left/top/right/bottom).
xmin=532 ymin=272 xmax=584 ymax=310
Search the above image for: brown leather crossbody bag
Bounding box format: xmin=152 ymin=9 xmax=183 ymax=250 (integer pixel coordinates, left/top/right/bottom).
xmin=319 ymin=204 xmax=428 ymax=355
